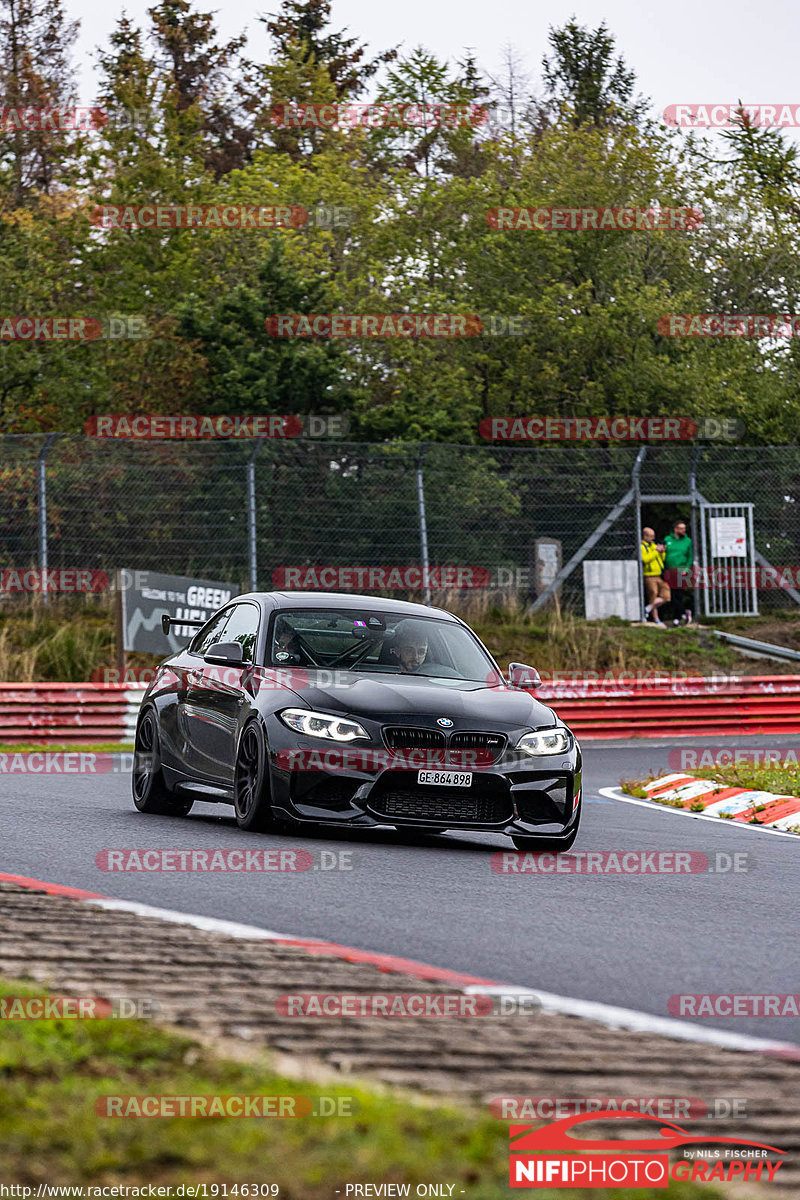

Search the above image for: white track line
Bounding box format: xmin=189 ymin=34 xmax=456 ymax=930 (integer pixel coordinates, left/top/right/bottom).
xmin=599 ymin=786 xmax=800 ymax=840
xmin=87 ymin=898 xmax=293 ymax=940
xmin=84 ymin=893 xmax=800 ymax=1059
xmin=463 ymin=984 xmax=800 ymax=1056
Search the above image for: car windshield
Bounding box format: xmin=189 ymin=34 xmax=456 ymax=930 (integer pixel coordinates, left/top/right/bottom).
xmin=268 ymin=608 xmax=494 ymax=682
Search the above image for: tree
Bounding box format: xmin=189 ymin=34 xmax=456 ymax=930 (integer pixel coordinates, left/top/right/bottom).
xmin=541 ymin=19 xmax=645 ymax=128
xmin=148 ymin=0 xmax=251 ymax=176
xmin=370 ymin=48 xmax=490 ymax=179
xmin=485 ymin=42 xmax=546 ymax=145
xmin=261 ymin=0 xmax=396 ymax=100
xmin=0 ymin=0 xmax=81 ymax=206
xmin=176 ymin=239 xmax=360 ymax=414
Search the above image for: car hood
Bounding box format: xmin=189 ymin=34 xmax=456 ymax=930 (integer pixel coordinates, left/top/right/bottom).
xmin=287 ymin=672 xmax=559 ymax=730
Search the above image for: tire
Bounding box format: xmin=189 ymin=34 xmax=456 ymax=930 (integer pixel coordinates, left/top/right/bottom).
xmin=233 ymin=719 xmax=273 ymax=831
xmin=132 ymin=708 xmax=194 ymax=816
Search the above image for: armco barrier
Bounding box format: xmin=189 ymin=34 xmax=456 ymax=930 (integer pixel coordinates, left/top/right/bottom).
xmin=1 ymin=676 xmax=800 ymax=744
xmin=535 ymin=675 xmax=800 ymax=738
xmin=0 ymin=683 xmax=146 ymax=744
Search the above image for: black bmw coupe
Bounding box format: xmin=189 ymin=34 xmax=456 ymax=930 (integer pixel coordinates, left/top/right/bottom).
xmin=132 ymin=592 xmax=581 ymax=849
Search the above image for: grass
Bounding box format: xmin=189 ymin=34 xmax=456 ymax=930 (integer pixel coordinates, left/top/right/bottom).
xmin=674 ymin=758 xmax=800 ymax=799
xmin=0 ymin=595 xmax=160 ymax=683
xmin=621 ymin=762 xmax=800 ymax=832
xmin=0 ymin=979 xmax=723 ymax=1199
xmin=3 ymin=593 xmax=800 ymax=683
xmin=467 ymin=601 xmax=741 ymax=677
xmin=623 ymin=760 xmax=800 ymax=803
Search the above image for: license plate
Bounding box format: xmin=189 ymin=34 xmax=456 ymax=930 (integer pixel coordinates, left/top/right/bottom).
xmin=417 ymin=770 xmax=472 ymax=787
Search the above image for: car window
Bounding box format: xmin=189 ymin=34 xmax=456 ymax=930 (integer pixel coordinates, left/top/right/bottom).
xmin=190 ymin=608 xmax=233 ymax=655
xmin=217 ymin=603 xmax=260 ymax=663
xmin=269 ymin=609 xmax=493 ymax=681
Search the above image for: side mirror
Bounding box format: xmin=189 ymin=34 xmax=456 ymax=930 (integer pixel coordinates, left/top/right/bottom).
xmin=204 ymin=641 xmax=245 ymax=667
xmin=508 ymin=662 xmax=541 ymax=689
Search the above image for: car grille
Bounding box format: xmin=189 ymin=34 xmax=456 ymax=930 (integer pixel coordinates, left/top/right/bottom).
xmin=449 ymin=732 xmax=506 ymax=762
xmin=384 ymin=726 xmax=446 ymax=750
xmin=373 ymin=789 xmax=511 ymax=824
xmin=383 ymin=727 xmax=506 ymax=763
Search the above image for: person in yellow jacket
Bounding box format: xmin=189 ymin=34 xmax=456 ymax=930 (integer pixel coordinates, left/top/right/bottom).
xmin=640 ymin=527 xmax=670 ymax=625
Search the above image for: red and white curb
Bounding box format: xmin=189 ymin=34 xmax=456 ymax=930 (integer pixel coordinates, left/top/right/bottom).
xmin=612 ymin=774 xmax=800 ymax=835
xmin=1 ymin=870 xmax=799 ymax=1060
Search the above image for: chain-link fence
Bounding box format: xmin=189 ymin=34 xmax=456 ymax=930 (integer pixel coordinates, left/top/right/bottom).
xmin=2 ymin=435 xmax=799 ymax=613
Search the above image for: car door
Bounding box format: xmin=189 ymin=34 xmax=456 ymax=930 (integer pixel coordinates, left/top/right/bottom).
xmin=183 ymin=602 xmax=261 ymax=787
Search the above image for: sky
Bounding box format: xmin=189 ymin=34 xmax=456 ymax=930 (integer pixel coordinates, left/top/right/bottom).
xmin=68 ymin=0 xmax=800 ymax=135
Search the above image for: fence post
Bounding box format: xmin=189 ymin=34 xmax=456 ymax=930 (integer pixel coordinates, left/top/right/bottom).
xmin=416 ymin=446 xmax=431 ymax=604
xmin=37 ymin=434 xmax=57 ymax=604
xmin=632 ymin=446 xmax=646 ymax=621
xmin=247 ymin=438 xmax=266 ymax=592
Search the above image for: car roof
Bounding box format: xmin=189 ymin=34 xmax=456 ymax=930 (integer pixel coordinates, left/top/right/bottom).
xmin=236 ymin=591 xmax=460 ymax=622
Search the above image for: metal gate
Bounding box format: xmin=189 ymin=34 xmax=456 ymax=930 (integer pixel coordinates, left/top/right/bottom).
xmin=699 ymin=502 xmax=758 ymax=617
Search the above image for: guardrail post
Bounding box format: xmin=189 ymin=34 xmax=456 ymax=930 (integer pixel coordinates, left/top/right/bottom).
xmin=37 ymin=434 xmax=57 ymax=605
xmin=416 ymin=446 xmax=431 ymax=605
xmin=689 ymin=445 xmax=701 ymax=604
xmin=632 ymin=447 xmax=647 ymax=621
xmin=247 ymin=438 xmax=266 ymax=592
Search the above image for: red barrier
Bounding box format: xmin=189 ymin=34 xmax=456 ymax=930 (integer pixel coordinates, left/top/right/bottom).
xmin=535 ymin=676 xmax=800 ymax=738
xmin=0 ymin=683 xmax=145 ymax=744
xmin=1 ymin=676 xmax=800 ymax=744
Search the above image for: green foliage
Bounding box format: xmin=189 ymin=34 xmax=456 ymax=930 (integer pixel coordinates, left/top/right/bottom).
xmin=1 ymin=2 xmax=800 ymax=444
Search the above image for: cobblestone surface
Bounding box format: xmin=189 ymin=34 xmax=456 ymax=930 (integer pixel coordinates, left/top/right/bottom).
xmin=1 ymin=881 xmax=798 ymax=1192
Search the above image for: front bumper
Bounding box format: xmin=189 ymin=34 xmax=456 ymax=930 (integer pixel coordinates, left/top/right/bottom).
xmin=266 ymin=718 xmax=581 ymax=835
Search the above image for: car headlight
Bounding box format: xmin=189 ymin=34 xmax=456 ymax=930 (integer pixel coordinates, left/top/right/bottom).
xmin=279 ymin=708 xmax=369 ymax=742
xmin=516 ymin=728 xmax=572 ymax=756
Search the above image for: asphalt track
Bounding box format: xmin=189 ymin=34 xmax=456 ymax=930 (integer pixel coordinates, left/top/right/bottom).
xmin=2 ymin=733 xmax=799 ymax=1043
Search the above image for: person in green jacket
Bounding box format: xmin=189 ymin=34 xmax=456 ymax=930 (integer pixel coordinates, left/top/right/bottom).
xmin=663 ymin=520 xmax=694 ymax=623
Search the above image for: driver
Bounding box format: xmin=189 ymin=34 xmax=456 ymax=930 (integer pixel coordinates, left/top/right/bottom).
xmin=388 ymin=621 xmax=430 ymax=673
xmin=272 ymin=618 xmax=308 ymax=665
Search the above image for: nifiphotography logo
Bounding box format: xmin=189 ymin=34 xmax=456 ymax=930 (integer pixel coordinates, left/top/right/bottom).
xmin=508 ymin=1111 xmax=784 ymax=1187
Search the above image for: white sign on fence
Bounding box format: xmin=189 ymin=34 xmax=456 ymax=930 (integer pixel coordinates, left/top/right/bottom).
xmin=710 ymin=516 xmax=747 ymax=558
